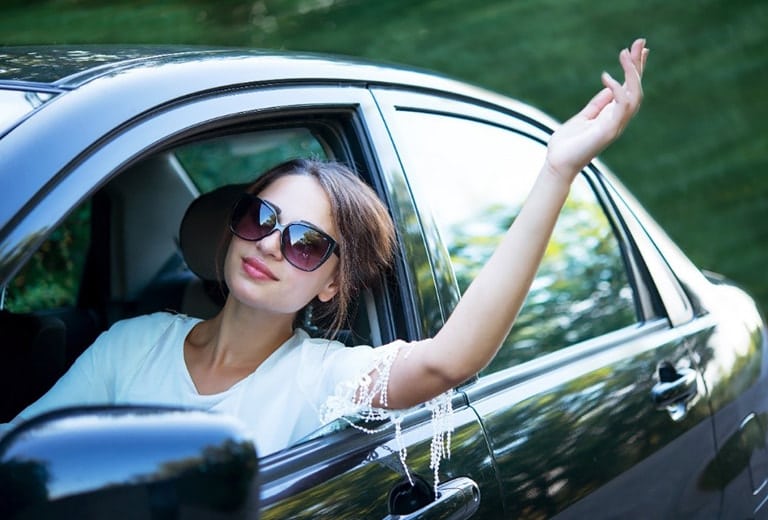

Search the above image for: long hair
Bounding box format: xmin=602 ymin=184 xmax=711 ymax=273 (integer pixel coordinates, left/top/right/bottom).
xmin=240 ymin=158 xmax=396 ymax=337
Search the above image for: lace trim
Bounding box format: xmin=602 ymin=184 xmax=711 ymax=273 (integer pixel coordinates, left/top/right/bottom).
xmin=319 ymin=342 xmax=454 ymax=495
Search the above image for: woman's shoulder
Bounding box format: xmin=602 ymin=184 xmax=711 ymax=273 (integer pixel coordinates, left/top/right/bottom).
xmin=293 ymin=329 xmax=403 ymax=380
xmin=292 ymin=329 xmax=373 ymax=358
xmin=112 ymin=311 xmax=195 ymax=329
xmin=96 ymin=311 xmax=199 ymax=351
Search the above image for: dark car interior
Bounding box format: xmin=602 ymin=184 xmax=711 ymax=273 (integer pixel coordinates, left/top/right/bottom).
xmin=0 ymin=152 xmax=198 ymax=421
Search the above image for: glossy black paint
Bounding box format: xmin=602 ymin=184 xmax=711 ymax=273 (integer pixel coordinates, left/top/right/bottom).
xmin=0 ymin=406 xmax=258 ymax=518
xmin=1 ymin=46 xmax=767 ymax=519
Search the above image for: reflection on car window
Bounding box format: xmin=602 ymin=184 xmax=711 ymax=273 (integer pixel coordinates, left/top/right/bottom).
xmin=391 ymin=109 xmax=637 ymax=372
xmin=5 ymin=204 xmax=90 ymax=313
xmin=175 ymin=128 xmax=327 ymax=192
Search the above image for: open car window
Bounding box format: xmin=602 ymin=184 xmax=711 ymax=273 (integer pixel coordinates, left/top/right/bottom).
xmin=1 ymin=118 xmax=385 ymax=439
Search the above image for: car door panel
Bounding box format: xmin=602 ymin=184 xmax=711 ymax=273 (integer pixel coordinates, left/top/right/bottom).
xmin=691 ymin=281 xmax=768 ymax=518
xmin=257 ymin=403 xmax=498 ymax=519
xmin=466 ymin=320 xmax=719 ymax=518
xmin=372 ymin=87 xmax=721 ymax=518
xmin=605 ymin=167 xmax=768 ymax=518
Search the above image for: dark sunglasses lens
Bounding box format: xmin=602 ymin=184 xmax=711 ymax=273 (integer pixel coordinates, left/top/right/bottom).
xmin=283 ymin=224 xmax=333 ymax=271
xmin=233 ymin=197 xmax=276 ymax=240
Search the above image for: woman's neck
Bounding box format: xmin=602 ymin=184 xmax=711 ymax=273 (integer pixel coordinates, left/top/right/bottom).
xmin=184 ymin=299 xmax=296 ymax=394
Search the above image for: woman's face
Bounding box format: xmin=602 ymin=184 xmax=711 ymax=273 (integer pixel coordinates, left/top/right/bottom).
xmin=224 ymin=174 xmax=340 ymax=316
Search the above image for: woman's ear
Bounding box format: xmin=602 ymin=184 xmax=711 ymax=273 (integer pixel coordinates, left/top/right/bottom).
xmin=317 ymin=274 xmax=340 ymax=303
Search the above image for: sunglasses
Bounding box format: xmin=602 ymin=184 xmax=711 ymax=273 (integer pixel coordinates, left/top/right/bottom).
xmin=229 ymin=194 xmax=340 ymax=272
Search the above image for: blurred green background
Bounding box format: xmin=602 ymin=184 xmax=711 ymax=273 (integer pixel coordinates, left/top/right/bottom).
xmin=2 ymin=0 xmax=767 ymax=314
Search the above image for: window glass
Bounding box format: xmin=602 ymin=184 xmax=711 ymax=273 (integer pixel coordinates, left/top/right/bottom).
xmin=175 ymin=128 xmax=327 ymax=192
xmin=391 ymin=109 xmax=637 ymax=373
xmin=4 ymin=204 xmax=91 ymax=313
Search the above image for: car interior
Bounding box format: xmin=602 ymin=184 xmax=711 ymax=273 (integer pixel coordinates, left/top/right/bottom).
xmin=1 ymin=125 xmax=385 ymax=423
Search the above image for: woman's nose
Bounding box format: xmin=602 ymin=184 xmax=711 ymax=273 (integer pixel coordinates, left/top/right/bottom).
xmin=256 ymin=228 xmax=283 ymax=259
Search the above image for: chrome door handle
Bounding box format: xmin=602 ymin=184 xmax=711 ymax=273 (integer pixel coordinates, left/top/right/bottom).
xmin=651 ymin=366 xmax=698 ymax=421
xmin=384 ymin=477 xmax=481 ymax=520
xmin=651 ymin=366 xmax=697 ymax=407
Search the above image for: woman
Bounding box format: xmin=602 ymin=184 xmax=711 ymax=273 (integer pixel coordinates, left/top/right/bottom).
xmin=7 ymin=39 xmax=648 ymax=477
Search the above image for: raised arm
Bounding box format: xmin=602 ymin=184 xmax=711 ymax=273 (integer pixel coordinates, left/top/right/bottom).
xmin=385 ymin=38 xmax=649 ymax=408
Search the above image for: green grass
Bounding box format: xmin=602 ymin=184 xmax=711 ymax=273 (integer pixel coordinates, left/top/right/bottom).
xmin=2 ymin=0 xmax=767 ymax=314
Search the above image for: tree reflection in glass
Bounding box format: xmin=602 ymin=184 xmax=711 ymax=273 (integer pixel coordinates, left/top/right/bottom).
xmin=442 ymin=178 xmax=637 ymax=373
xmin=389 ymin=107 xmax=637 ymax=372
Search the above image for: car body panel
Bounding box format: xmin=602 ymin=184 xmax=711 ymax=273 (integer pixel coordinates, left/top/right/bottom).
xmin=256 ymin=401 xmax=498 ymax=518
xmin=1 ymin=47 xmax=767 ymax=518
xmin=470 ymin=319 xmax=719 ymax=518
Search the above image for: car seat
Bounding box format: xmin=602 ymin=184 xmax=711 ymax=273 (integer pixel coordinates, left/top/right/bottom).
xmin=177 ymin=183 xmax=244 ymax=319
xmin=0 ymin=309 xmax=67 ymax=422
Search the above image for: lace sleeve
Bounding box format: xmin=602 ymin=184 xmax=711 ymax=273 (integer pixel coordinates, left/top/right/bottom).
xmin=319 ymin=340 xmax=454 ymax=495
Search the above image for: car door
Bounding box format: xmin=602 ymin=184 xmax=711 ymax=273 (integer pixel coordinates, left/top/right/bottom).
xmin=1 ymin=83 xmax=498 ymax=518
xmin=373 ymin=87 xmax=722 ymax=518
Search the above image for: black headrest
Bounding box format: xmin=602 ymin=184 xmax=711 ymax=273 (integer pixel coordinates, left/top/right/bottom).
xmin=179 ymin=184 xmax=247 ymax=282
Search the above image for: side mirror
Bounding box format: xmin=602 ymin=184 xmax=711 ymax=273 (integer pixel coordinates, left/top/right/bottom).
xmin=0 ymin=406 xmax=259 ymax=518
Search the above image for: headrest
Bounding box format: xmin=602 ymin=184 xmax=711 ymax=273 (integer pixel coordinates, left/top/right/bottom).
xmin=179 ymin=184 xmax=248 ymax=281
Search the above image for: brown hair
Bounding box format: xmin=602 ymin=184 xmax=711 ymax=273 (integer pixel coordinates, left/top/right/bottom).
xmin=243 ymin=158 xmax=396 ymax=337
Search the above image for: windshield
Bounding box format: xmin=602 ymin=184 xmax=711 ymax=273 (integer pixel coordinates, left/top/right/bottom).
xmin=0 ymin=88 xmax=56 ymax=135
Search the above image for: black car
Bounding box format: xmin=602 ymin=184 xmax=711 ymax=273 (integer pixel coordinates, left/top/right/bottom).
xmin=1 ymin=47 xmax=767 ymax=519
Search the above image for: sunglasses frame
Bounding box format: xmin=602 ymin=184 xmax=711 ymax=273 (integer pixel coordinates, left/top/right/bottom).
xmin=229 ymin=194 xmax=340 ymax=272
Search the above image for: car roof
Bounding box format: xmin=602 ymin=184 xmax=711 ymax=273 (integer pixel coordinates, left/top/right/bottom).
xmin=0 ymin=46 xmax=205 ymax=85
xmin=0 ymin=45 xmax=547 ymax=119
xmin=0 ymin=46 xmax=463 ymax=93
xmin=0 ymin=45 xmax=558 ymax=147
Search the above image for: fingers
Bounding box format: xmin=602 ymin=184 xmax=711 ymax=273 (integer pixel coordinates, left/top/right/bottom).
xmin=632 ymin=37 xmax=650 ymax=77
xmin=601 ymin=70 xmax=621 ymax=92
xmin=600 ymin=70 xmax=630 ymax=118
xmin=580 ymin=86 xmax=614 ymax=120
xmin=619 ymin=47 xmax=642 ymax=92
xmin=629 ymin=38 xmax=647 ymax=75
xmin=641 ymin=48 xmax=649 ymax=76
xmin=626 ymin=38 xmax=648 ymax=90
xmin=615 ymin=39 xmax=647 ymax=111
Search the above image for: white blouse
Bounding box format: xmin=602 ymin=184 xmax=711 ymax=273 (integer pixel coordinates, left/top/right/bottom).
xmin=9 ymin=312 xmax=453 ymax=487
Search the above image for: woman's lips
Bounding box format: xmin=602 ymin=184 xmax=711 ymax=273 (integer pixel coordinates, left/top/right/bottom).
xmin=242 ymin=257 xmax=278 ymax=281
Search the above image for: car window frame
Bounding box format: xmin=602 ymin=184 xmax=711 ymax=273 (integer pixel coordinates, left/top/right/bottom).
xmin=593 ymin=170 xmax=695 ymax=326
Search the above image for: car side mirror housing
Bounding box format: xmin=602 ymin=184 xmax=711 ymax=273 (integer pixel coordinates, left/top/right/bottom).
xmin=0 ymin=406 xmax=259 ymax=519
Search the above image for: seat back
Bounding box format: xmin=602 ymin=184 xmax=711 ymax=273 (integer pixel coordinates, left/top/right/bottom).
xmin=177 ymin=184 xmax=245 ymax=319
xmin=0 ymin=310 xmax=67 ymax=422
xmin=179 ymin=183 xmax=245 ymax=284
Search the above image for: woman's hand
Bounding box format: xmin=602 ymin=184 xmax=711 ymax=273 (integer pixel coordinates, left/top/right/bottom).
xmin=545 ymin=38 xmax=649 ymax=182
